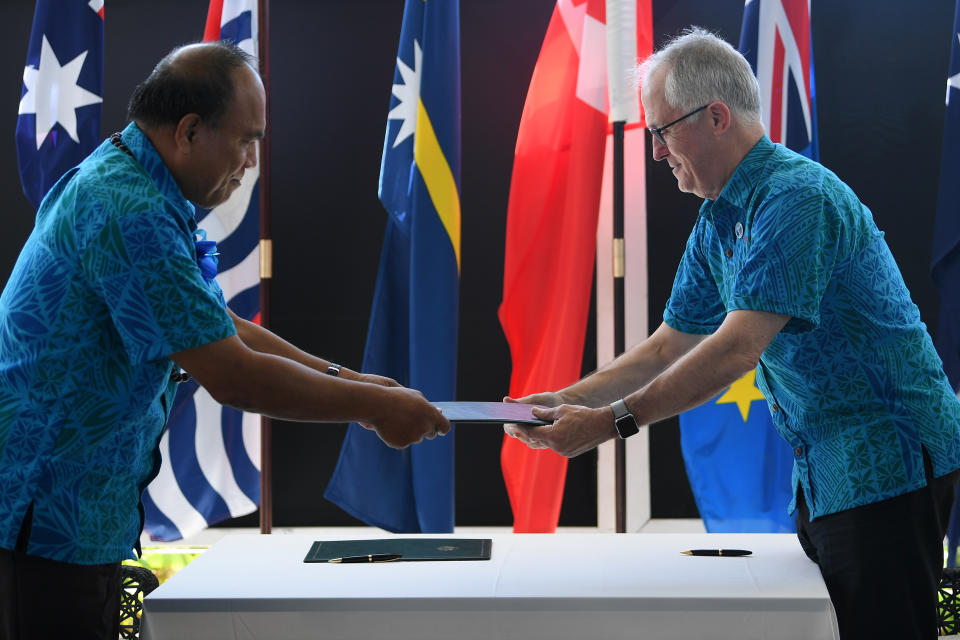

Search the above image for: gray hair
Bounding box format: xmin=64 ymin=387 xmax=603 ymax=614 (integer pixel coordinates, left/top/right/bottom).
xmin=639 ymin=27 xmax=762 ymax=125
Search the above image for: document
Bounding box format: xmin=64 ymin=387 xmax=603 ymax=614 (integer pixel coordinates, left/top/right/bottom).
xmin=304 ymin=538 xmax=493 ymax=563
xmin=432 ymin=401 xmax=549 ymax=425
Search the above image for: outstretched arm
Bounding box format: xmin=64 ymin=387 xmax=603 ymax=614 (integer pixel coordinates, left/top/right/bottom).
xmin=226 ymin=308 xmax=397 ymax=387
xmin=506 ymin=321 xmax=707 ymax=410
xmin=170 ymin=315 xmax=447 ymax=449
xmin=507 ymin=310 xmax=789 ymax=457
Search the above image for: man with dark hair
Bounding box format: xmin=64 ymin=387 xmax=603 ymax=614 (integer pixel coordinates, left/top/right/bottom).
xmin=507 ymin=28 xmax=960 ymax=639
xmin=128 ymin=39 xmax=256 ymax=130
xmin=0 ymin=41 xmax=449 ymax=640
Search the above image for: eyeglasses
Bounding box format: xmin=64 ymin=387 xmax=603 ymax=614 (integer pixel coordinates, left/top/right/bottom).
xmin=647 ymin=104 xmax=708 ymax=145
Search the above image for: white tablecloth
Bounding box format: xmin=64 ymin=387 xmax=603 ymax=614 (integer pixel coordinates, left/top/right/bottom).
xmin=141 ymin=532 xmax=839 ymax=640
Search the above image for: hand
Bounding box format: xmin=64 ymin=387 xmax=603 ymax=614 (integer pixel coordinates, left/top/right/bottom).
xmin=347 ymin=372 xmax=403 ymax=430
xmin=355 ymin=372 xmax=401 ymax=387
xmin=502 ymin=390 xmax=564 ymax=447
xmin=370 ymin=386 xmax=451 ymax=449
xmin=503 ymin=391 xmax=564 ymax=408
xmin=505 ymin=404 xmax=618 ymax=458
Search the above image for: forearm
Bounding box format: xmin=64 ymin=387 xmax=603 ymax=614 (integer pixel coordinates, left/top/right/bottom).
xmin=173 ymin=332 xmax=449 ymax=448
xmin=230 ymin=311 xmax=359 ymax=379
xmin=511 ymin=311 xmax=789 ymax=459
xmin=563 ymin=348 xmax=678 ymax=407
xmin=623 ymin=310 xmax=788 ymax=425
xmin=219 ymin=349 xmax=389 ymax=423
xmin=623 ymin=336 xmax=757 ymax=426
xmin=560 ymin=323 xmax=704 ymax=407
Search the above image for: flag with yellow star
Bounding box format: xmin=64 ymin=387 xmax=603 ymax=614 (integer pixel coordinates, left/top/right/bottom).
xmin=678 ymin=370 xmax=796 ymax=533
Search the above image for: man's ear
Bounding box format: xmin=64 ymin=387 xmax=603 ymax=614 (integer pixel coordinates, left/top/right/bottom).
xmin=708 ymin=101 xmax=732 ymax=137
xmin=173 ymin=114 xmax=202 ymax=152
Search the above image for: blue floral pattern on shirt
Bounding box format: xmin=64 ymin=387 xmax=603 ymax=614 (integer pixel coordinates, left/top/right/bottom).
xmin=665 ymin=135 xmax=960 ymax=519
xmin=0 ymin=122 xmax=235 ymax=563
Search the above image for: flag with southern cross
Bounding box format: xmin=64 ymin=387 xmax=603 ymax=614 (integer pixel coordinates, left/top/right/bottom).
xmin=140 ymin=0 xmax=262 ymax=542
xmin=324 ymin=0 xmax=460 ymax=533
xmin=677 ymin=0 xmax=819 ymax=534
xmin=16 ymin=0 xmax=104 ymax=210
xmin=738 ymin=0 xmax=819 ymax=158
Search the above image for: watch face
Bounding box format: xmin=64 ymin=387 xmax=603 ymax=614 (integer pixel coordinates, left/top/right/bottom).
xmin=615 ymin=414 xmax=640 ymax=439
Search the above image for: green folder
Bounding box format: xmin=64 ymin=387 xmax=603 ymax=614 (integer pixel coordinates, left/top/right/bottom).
xmin=304 ymin=538 xmax=492 ymax=563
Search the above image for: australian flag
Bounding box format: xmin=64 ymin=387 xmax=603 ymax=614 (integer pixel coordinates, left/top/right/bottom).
xmin=677 ymin=0 xmax=819 ymax=534
xmin=140 ymin=0 xmax=263 ymax=541
xmin=739 ymin=0 xmax=819 ymax=158
xmin=325 ymin=0 xmax=461 ymax=533
xmin=16 ymin=0 xmax=104 ymax=210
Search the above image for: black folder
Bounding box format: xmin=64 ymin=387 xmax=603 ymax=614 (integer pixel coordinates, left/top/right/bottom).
xmin=304 ymin=538 xmax=492 ymax=563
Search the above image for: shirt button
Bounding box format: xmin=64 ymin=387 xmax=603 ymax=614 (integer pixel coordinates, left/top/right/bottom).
xmin=771 ymin=404 xmax=780 ymax=412
xmin=724 ymin=248 xmax=733 ymax=258
xmin=794 ymin=446 xmax=803 ymax=456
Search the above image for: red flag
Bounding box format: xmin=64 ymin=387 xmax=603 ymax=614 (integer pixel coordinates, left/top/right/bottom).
xmin=203 ymin=0 xmax=225 ymax=42
xmin=498 ymin=0 xmax=651 ymax=532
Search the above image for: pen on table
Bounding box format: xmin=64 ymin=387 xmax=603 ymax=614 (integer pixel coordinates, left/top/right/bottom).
xmin=328 ymin=553 xmax=402 ymax=564
xmin=681 ymin=549 xmax=752 ymax=557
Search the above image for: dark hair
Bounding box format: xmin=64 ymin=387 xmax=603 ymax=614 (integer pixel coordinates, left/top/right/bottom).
xmin=127 ymin=41 xmax=258 ymax=129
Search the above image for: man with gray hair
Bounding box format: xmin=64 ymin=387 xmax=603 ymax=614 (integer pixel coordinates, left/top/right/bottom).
xmin=506 ymin=27 xmax=960 ymax=639
xmin=0 ymin=41 xmax=449 ymax=640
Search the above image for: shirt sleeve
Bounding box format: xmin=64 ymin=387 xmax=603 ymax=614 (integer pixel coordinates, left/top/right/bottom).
xmin=83 ymin=209 xmax=236 ymax=364
xmin=663 ymin=220 xmax=726 ymax=335
xmin=729 ymin=186 xmax=841 ymax=334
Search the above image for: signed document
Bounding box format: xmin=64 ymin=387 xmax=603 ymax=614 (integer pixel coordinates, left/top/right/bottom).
xmin=432 ymin=401 xmax=549 ymax=425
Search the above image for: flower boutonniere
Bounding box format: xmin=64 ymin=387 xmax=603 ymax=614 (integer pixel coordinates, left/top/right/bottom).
xmin=194 ymin=229 xmax=219 ymax=283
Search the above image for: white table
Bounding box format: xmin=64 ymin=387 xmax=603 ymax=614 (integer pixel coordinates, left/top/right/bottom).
xmin=141 ymin=532 xmax=839 ymax=640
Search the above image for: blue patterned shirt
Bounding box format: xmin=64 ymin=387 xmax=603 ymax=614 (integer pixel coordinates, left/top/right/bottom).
xmin=0 ymin=122 xmax=236 ymax=563
xmin=665 ymin=135 xmax=960 ymax=520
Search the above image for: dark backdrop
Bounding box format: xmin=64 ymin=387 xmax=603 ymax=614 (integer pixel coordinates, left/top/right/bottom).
xmin=0 ymin=0 xmax=953 ymax=527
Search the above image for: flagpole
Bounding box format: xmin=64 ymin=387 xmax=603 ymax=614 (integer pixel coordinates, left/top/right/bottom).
xmin=605 ymin=0 xmax=645 ymax=533
xmin=612 ymin=121 xmax=627 ymax=533
xmin=257 ymin=0 xmax=274 ymax=535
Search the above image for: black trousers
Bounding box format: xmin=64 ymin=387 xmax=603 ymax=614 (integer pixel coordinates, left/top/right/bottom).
xmin=0 ymin=505 xmax=121 ymax=640
xmin=796 ymin=454 xmax=960 ymax=640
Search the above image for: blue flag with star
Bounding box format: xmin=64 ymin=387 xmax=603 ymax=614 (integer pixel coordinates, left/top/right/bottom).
xmin=678 ymin=372 xmax=796 ymax=532
xmin=935 ymin=0 xmax=960 ymax=566
xmin=678 ymin=0 xmax=819 ymax=534
xmin=16 ymin=0 xmax=104 ymax=210
xmin=324 ymin=0 xmax=460 ymax=532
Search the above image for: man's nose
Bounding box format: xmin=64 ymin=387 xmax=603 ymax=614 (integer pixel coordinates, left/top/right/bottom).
xmin=245 ymin=142 xmax=258 ymax=169
xmin=651 ymin=135 xmax=669 ymax=161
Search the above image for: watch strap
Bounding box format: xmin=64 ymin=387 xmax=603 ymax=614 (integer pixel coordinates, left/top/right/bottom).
xmin=610 ymin=399 xmax=640 ymax=439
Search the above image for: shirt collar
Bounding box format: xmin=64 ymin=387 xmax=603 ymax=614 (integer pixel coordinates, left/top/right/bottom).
xmin=118 ymin=121 xmax=196 ymax=227
xmin=710 ymin=135 xmax=776 ymax=211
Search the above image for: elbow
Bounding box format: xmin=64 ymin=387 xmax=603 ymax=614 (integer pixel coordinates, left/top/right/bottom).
xmin=196 ymin=360 xmax=260 ymax=411
xmin=202 ymin=377 xmax=248 ymax=410
xmin=730 ymin=346 xmax=762 ymax=375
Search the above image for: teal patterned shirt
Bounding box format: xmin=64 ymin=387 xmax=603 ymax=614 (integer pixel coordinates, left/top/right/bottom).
xmin=0 ymin=122 xmax=236 ymax=563
xmin=665 ymin=135 xmax=960 ymax=520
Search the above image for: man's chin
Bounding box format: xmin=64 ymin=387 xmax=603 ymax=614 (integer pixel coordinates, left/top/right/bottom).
xmin=197 ymin=184 xmax=239 ymax=209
